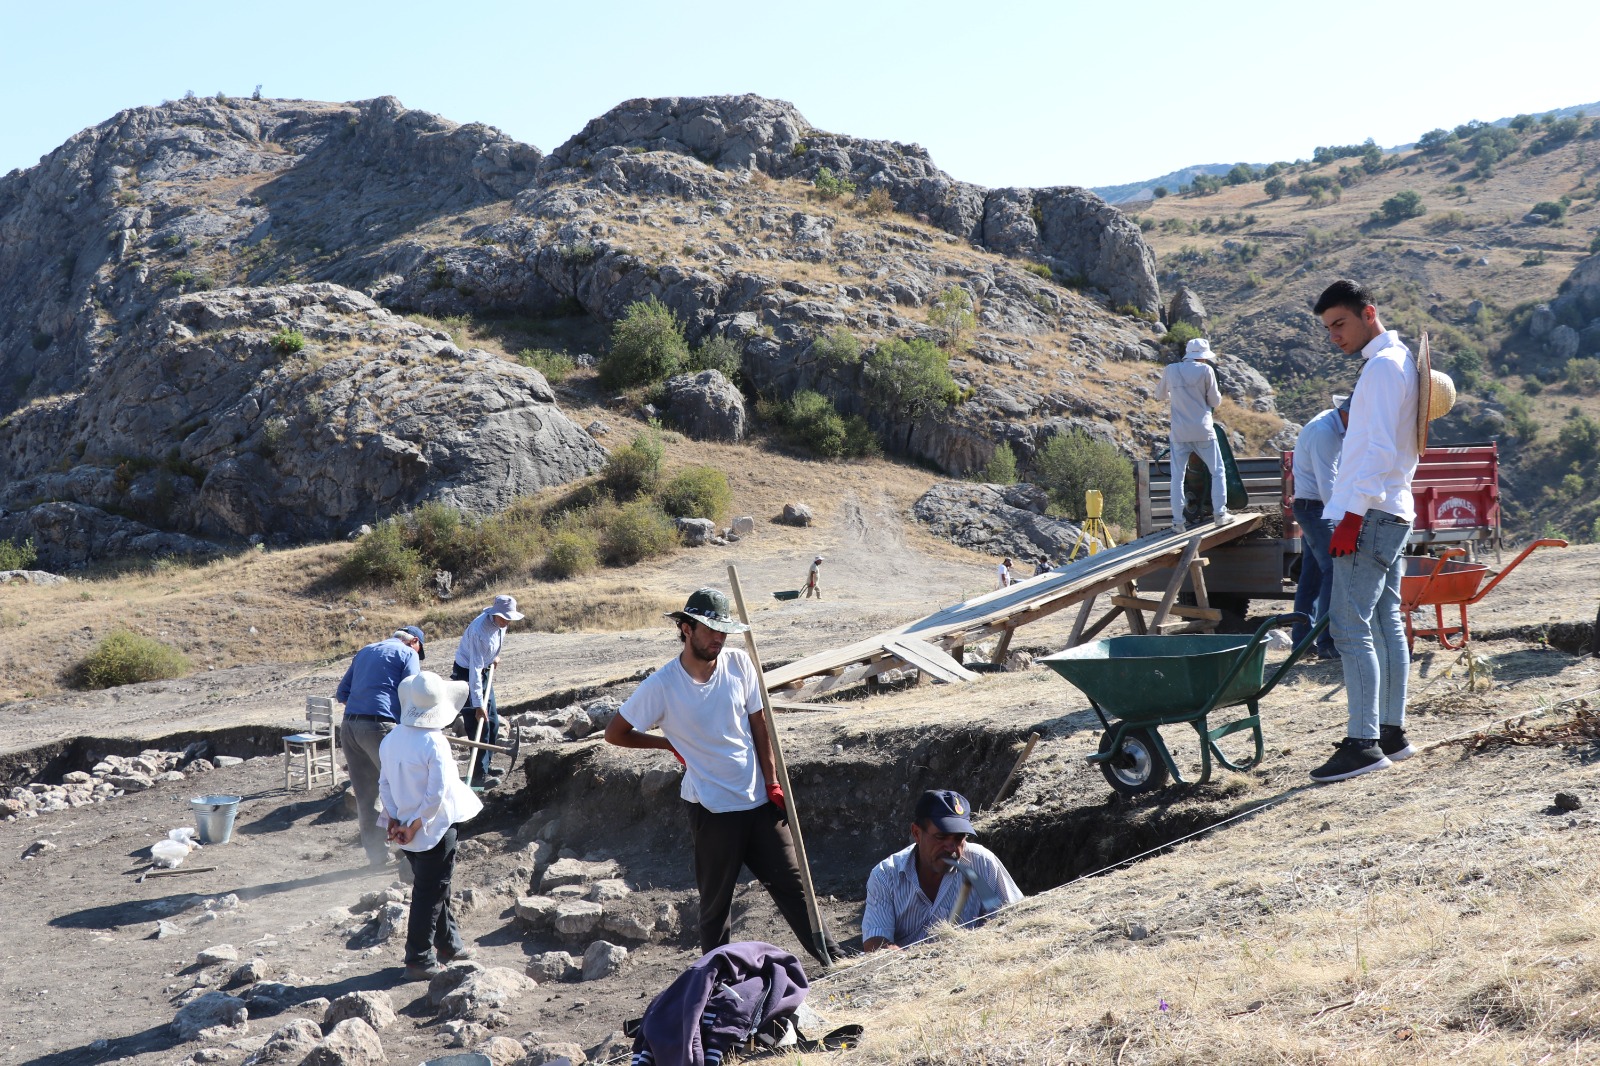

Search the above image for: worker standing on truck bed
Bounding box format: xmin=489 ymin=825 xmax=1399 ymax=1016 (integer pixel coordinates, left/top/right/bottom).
xmin=1309 ymin=280 xmax=1420 ymax=783
xmin=1290 ymin=396 xmax=1349 ymax=660
xmin=1155 ymin=338 xmax=1228 ymax=529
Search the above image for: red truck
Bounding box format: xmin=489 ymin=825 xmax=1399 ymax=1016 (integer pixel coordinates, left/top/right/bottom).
xmin=1133 ymin=443 xmax=1504 ymax=616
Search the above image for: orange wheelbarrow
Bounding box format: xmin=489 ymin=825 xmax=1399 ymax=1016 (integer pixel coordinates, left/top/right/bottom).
xmin=1401 ymin=539 xmax=1566 ymax=652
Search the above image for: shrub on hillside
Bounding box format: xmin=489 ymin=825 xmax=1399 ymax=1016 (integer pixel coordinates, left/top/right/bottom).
xmin=1566 ymin=357 xmax=1600 ymax=392
xmin=1263 ymin=176 xmax=1286 ymax=199
xmin=927 ymin=287 xmax=976 ymax=352
xmin=1161 ymin=322 xmax=1203 ymax=348
xmin=516 ymin=347 xmax=576 ymax=382
xmin=859 ymin=185 xmax=894 ymax=216
xmin=812 ymin=327 xmax=862 ymax=366
xmin=770 ymin=390 xmax=877 ymax=459
xmin=657 ymin=466 xmax=733 ymax=523
xmin=76 ymin=630 xmax=192 ymax=689
xmin=1034 ymin=432 xmax=1135 ymax=527
xmin=600 ymin=297 xmax=689 ymax=388
xmin=1530 ymin=200 xmax=1568 ymax=222
xmin=984 ymin=442 xmax=1019 ymax=485
xmin=0 ymin=536 xmax=38 ymax=570
xmin=1372 ymin=190 xmax=1425 ymax=224
xmin=271 ymin=328 xmax=306 ymax=354
xmin=811 ymin=167 xmax=855 ymax=201
xmin=688 ymin=335 xmax=742 ymax=380
xmin=341 ymin=520 xmax=426 ymax=589
xmin=863 ymin=338 xmax=961 ymax=421
xmin=545 ymin=529 xmax=599 ymax=578
xmin=602 ymin=500 xmax=678 ymax=565
xmin=601 ymin=431 xmax=664 ymax=499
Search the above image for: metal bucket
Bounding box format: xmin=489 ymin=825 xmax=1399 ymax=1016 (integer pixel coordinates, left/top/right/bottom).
xmin=190 ymin=795 xmax=241 ymax=844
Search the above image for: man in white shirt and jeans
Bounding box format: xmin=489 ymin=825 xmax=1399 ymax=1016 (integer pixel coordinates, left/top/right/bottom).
xmin=604 ymin=587 xmax=836 ymax=967
xmin=1155 ymin=338 xmax=1228 ymax=528
xmin=1309 ymin=280 xmax=1420 ymax=783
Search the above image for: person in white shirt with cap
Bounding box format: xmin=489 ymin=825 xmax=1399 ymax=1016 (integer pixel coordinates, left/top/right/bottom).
xmin=803 ymin=556 xmax=823 ymax=599
xmin=379 ymin=671 xmax=483 ymax=980
xmin=451 ymin=594 xmax=523 ymax=786
xmin=1155 ymin=338 xmax=1228 ymax=528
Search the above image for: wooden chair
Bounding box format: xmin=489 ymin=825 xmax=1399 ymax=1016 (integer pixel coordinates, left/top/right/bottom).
xmin=284 ymin=697 xmax=340 ymax=791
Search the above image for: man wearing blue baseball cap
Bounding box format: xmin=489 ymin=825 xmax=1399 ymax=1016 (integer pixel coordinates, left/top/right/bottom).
xmin=335 ymin=624 xmax=426 ymax=865
xmin=861 ymin=789 xmax=1022 ymax=952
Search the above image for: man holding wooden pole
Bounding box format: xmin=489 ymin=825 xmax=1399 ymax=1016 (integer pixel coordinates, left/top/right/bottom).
xmin=603 ymin=586 xmax=836 ymax=967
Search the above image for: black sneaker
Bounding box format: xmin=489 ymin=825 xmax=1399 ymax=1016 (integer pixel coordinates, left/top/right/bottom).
xmin=1380 ymin=724 xmax=1416 ymax=762
xmin=1309 ymin=737 xmax=1393 ymax=783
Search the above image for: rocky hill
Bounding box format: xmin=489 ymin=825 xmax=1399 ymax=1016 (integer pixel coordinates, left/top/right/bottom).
xmin=1 ymin=93 xmax=1284 ymax=568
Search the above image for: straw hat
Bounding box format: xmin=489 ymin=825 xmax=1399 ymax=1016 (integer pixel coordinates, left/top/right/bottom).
xmin=399 ymin=671 xmax=470 ymax=730
xmin=1415 ymin=333 xmax=1458 ymax=451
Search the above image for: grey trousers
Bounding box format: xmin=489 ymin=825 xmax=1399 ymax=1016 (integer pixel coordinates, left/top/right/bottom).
xmin=341 ymin=716 xmax=394 ymax=864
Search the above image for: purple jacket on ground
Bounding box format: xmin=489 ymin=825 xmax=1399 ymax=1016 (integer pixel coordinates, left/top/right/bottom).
xmin=634 ymin=941 xmax=809 ymax=1066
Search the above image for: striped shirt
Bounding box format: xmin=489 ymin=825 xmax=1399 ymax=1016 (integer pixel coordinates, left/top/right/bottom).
xmin=861 ymin=842 xmax=1022 ymax=947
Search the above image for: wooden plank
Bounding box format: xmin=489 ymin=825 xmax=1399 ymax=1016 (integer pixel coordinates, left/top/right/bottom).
xmin=884 ymin=638 xmax=978 ymax=683
xmin=1109 ymin=596 xmax=1223 ymax=622
xmin=1120 ymin=581 xmax=1148 ymax=635
xmin=770 ymin=702 xmax=840 ymax=713
xmin=1067 ymin=593 xmax=1098 ymax=646
xmin=990 ymin=627 xmax=1014 ymax=665
xmin=1148 ymin=535 xmax=1202 ymax=630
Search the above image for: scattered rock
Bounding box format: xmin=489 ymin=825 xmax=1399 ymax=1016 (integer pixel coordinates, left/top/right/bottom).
xmin=241 ymin=1019 xmax=322 ymax=1066
xmin=437 ymin=967 xmax=537 ymax=1020
xmin=585 ymin=878 xmax=631 ymax=903
xmin=662 ymin=369 xmax=747 ymax=441
xmin=526 ymin=950 xmax=581 ymax=983
xmin=524 ymin=1042 xmax=588 ymax=1065
xmin=514 ymin=895 xmax=559 ymax=929
xmin=731 ymin=515 xmax=755 ymax=536
xmin=323 ymin=990 xmax=396 ymax=1032
xmin=198 ymin=945 xmax=240 ymax=966
xmin=582 ymin=941 xmax=628 ymax=981
xmin=155 ymin=919 xmax=188 ymax=939
xmin=302 ymin=1017 xmax=385 ymax=1066
xmin=780 ymin=503 xmax=813 ymax=527
xmin=539 ymin=857 xmax=621 ymax=891
xmin=477 ymin=1034 xmax=527 ymax=1066
xmin=1555 ymin=792 xmax=1583 ymax=812
xmin=552 ymin=900 xmax=604 ymax=937
xmin=172 ymin=991 xmax=249 ymax=1041
xmin=675 ymin=517 xmax=717 ymax=547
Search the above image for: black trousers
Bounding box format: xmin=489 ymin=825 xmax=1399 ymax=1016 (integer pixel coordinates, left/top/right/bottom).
xmin=684 ymin=800 xmax=828 ymax=965
xmin=450 ymin=662 xmax=499 ymax=781
xmin=403 ymin=825 xmax=465 ymax=965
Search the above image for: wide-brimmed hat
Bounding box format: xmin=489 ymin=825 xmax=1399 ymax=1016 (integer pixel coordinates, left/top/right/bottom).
xmin=1333 ymin=393 xmax=1351 ymax=414
xmin=399 ymin=671 xmax=469 ymax=730
xmin=1184 ymin=338 xmax=1217 ymax=362
xmin=488 ymin=594 xmax=524 ymax=621
xmin=1415 ymin=333 xmax=1458 ymax=451
xmin=666 ymin=587 xmax=750 ymax=635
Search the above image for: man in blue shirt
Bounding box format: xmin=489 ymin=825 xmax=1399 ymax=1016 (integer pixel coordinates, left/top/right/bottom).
xmin=451 ymin=594 xmax=522 ymax=787
xmin=1291 ymin=396 xmax=1349 ymax=659
xmin=335 ymin=625 xmax=424 ymax=865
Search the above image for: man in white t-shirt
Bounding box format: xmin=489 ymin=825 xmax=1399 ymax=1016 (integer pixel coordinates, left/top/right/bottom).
xmin=603 ymin=587 xmax=835 ymax=966
xmin=996 ymin=558 xmax=1013 ymax=589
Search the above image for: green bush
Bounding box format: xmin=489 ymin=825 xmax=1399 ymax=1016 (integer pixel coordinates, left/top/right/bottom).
xmin=773 ymin=390 xmax=877 ymax=458
xmin=812 ymin=327 xmax=862 ymax=366
xmin=600 ymin=297 xmax=689 ymax=388
xmin=601 ymin=431 xmax=664 ymax=499
xmin=1022 ymin=261 xmax=1053 ymax=280
xmin=688 ymin=335 xmax=742 ymax=379
xmin=76 ymin=629 xmax=192 ymax=689
xmin=1263 ymin=176 xmax=1286 ymax=199
xmin=859 ymin=186 xmax=894 ymax=216
xmin=1373 ymin=190 xmax=1425 ymax=224
xmin=1161 ymin=322 xmax=1204 ymax=348
xmin=658 ymin=466 xmax=733 ymax=522
xmin=1559 ymin=414 xmax=1600 ymax=459
xmin=1034 ymin=432 xmax=1135 ymax=527
xmin=1503 ymin=393 xmax=1540 ymax=440
xmin=983 ymin=442 xmax=1019 ymax=484
xmin=927 ymin=287 xmax=976 ymax=352
xmin=811 ymin=166 xmax=856 ymax=201
xmin=270 ymin=329 xmax=306 ymax=354
xmin=0 ymin=537 xmax=38 ymax=570
xmin=516 ymin=347 xmax=576 ymax=382
xmin=863 ymin=338 xmax=961 ymax=421
xmin=545 ymin=529 xmax=599 ymax=578
xmin=340 ymin=519 xmax=426 ymax=589
xmin=1531 ymin=200 xmax=1568 ymax=222
xmin=1567 ymin=358 xmax=1600 ymax=392
xmin=602 ymin=500 xmax=678 ymax=564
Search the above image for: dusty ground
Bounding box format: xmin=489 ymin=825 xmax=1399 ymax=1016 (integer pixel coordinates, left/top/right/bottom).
xmin=1 ymin=507 xmax=1596 ymax=1065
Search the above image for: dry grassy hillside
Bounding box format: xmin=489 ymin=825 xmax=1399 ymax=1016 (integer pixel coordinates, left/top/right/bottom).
xmin=1129 ymin=119 xmax=1600 ymax=542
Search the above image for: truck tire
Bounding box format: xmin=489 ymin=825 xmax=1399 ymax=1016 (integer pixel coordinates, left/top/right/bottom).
xmin=1211 ymin=593 xmax=1251 ymax=634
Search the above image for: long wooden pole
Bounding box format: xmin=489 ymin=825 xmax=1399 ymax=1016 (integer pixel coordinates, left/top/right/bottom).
xmin=727 ymin=565 xmax=832 ymax=968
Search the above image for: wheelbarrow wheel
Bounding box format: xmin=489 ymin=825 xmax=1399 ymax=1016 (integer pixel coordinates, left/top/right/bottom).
xmin=1097 ymin=728 xmax=1170 ymax=795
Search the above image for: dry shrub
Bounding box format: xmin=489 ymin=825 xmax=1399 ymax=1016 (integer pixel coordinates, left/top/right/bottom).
xmin=602 ymin=500 xmax=677 ymax=565
xmin=545 ymin=529 xmax=599 ymax=579
xmin=657 ymin=465 xmax=733 ymax=523
xmin=1215 ymin=398 xmax=1287 ymax=453
xmin=75 ymin=630 xmax=192 ymax=689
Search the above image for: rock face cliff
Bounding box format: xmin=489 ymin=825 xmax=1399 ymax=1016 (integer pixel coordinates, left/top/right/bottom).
xmin=0 ymin=92 xmax=1271 ymax=568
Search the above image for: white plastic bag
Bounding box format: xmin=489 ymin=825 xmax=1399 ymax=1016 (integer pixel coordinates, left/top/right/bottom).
xmin=151 ymin=839 xmax=190 ymax=868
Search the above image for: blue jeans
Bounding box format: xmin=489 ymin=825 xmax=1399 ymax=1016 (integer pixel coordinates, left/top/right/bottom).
xmin=1330 ymin=509 xmax=1411 ymax=741
xmin=450 ymin=663 xmax=499 ymax=782
xmin=1291 ymin=499 xmax=1337 ymax=654
xmin=1170 ymin=434 xmax=1226 ymax=527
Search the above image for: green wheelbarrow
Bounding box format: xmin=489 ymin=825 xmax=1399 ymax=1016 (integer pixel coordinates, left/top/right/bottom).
xmin=1041 ymin=612 xmax=1326 ymax=795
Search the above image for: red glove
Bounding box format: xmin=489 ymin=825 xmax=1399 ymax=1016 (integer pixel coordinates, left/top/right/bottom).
xmin=666 ymin=743 xmax=685 ymax=767
xmin=766 ymin=783 xmax=786 ymax=810
xmin=1329 ymin=513 xmax=1363 ymax=558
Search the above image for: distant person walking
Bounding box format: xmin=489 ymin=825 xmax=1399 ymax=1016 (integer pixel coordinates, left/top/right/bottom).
xmin=803 ymin=556 xmax=823 ymax=599
xmin=1309 ymin=280 xmax=1421 ymax=783
xmin=604 ymin=587 xmax=838 ymax=967
xmin=996 ymin=558 xmax=1013 ymax=589
xmin=379 ymin=671 xmax=482 ymax=980
xmin=334 ymin=625 xmax=425 ymax=866
xmin=451 ymin=594 xmax=523 ymax=787
xmin=1156 ymin=338 xmax=1227 ymax=529
xmin=1290 ymin=395 xmax=1350 ymax=659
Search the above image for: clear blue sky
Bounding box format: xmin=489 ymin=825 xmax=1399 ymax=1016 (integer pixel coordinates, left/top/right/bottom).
xmin=4 ymin=1 xmax=1598 ymax=190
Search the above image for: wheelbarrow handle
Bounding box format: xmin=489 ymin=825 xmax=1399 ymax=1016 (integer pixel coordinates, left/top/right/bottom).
xmin=1192 ymin=613 xmax=1305 ymax=721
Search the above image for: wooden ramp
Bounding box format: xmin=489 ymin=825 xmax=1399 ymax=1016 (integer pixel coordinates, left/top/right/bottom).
xmin=764 ymin=513 xmax=1263 ymax=701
